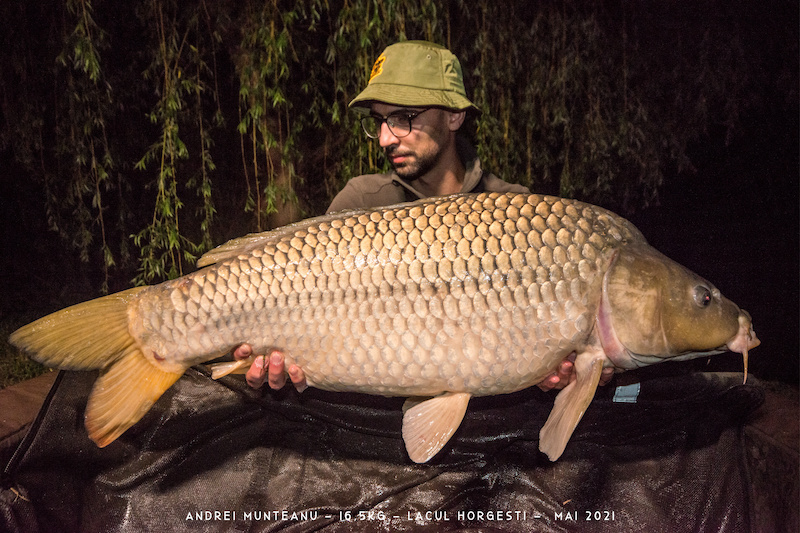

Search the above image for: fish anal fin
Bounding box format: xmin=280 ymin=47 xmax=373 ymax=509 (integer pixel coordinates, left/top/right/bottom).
xmin=401 ymin=391 xmax=471 ymax=463
xmin=209 ymin=355 xmax=258 ymax=379
xmin=539 ymin=351 xmax=606 ymax=461
xmin=86 ymin=348 xmax=184 ymax=447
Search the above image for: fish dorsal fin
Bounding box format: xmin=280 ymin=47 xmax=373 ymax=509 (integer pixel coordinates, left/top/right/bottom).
xmin=401 ymin=392 xmax=471 ymax=463
xmin=196 ymin=196 xmax=465 ymax=268
xmin=197 ymin=232 xmax=280 ymax=268
xmin=85 ymin=349 xmax=183 ymax=447
xmin=539 ymin=350 xmax=606 ymax=461
xmin=197 ymin=208 xmax=375 ymax=267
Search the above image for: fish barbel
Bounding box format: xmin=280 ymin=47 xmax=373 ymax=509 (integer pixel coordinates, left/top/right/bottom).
xmin=10 ymin=192 xmax=759 ymax=462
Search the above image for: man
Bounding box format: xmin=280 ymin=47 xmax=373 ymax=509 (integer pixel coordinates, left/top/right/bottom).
xmin=232 ymin=41 xmax=610 ymax=393
xmin=3 ymin=42 xmax=765 ymax=533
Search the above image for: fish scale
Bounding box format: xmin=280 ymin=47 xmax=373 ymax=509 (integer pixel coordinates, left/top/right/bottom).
xmin=11 ymin=191 xmax=757 ymax=461
xmin=131 ymin=193 xmax=635 ymax=397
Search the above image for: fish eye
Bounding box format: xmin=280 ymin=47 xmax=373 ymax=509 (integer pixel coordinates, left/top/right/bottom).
xmin=693 ymin=286 xmax=712 ymax=307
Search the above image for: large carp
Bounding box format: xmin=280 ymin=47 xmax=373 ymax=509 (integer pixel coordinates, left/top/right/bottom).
xmin=10 ymin=192 xmax=759 ymax=462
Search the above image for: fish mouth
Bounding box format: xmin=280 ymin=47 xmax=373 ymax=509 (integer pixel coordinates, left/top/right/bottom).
xmin=724 ymin=311 xmax=760 ymax=384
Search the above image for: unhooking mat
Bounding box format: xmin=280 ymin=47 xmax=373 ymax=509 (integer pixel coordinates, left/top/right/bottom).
xmin=0 ymin=363 xmax=792 ymax=532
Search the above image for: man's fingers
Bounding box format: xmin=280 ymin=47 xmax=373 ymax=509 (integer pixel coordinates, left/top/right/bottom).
xmin=287 ymin=364 xmax=308 ymax=393
xmin=245 ymin=355 xmax=267 ymax=389
xmin=268 ymin=352 xmax=288 ymax=390
xmin=536 ymin=373 xmax=561 ymax=392
xmin=599 ymin=367 xmax=615 ymax=386
xmin=556 ymin=360 xmax=573 ymax=384
xmin=536 ymin=359 xmax=576 ymax=391
xmin=235 ymin=346 xmax=307 ymax=393
xmin=233 ymin=343 xmax=253 ymax=361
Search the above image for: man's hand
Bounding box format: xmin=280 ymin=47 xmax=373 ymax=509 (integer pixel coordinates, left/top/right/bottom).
xmin=232 ymin=344 xmax=307 ymax=392
xmin=536 ymin=353 xmax=615 ymax=391
xmin=536 ymin=359 xmax=575 ymax=391
xmin=231 ymin=345 xmax=611 ymax=394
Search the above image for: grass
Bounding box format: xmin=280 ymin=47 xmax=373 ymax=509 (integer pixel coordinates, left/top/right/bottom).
xmin=0 ymin=317 xmax=49 ymax=389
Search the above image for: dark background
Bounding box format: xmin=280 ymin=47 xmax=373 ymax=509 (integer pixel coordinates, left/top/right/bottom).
xmin=0 ymin=1 xmax=797 ymax=386
xmin=628 ymin=112 xmax=798 ymax=384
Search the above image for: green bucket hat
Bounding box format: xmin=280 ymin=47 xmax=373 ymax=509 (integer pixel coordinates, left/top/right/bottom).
xmin=349 ymin=41 xmax=479 ymax=113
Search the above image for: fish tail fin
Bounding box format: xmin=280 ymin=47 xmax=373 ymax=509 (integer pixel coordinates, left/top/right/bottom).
xmin=87 ymin=348 xmax=182 ymax=446
xmin=10 ymin=287 xmax=183 ymax=446
xmin=9 ymin=287 xmax=146 ymax=370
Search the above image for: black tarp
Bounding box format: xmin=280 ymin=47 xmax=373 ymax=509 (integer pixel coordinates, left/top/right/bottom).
xmin=0 ymin=365 xmax=788 ymax=532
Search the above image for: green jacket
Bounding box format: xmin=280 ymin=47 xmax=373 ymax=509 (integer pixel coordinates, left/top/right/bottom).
xmin=327 ymin=141 xmax=529 ymax=213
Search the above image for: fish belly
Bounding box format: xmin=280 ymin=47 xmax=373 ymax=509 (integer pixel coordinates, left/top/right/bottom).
xmin=132 ymin=193 xmax=644 ymax=397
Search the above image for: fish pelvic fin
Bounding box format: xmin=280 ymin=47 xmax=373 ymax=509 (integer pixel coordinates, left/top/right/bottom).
xmin=402 ymin=392 xmax=471 ymax=463
xmin=539 ymin=350 xmax=606 ymax=461
xmin=9 ymin=287 xmax=146 ymax=370
xmin=87 ymin=348 xmax=183 ymax=447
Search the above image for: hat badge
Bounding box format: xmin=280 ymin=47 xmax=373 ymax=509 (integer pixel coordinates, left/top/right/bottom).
xmin=369 ymin=54 xmax=386 ymax=83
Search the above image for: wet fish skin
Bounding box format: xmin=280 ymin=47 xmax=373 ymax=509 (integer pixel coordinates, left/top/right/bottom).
xmin=10 ymin=192 xmax=758 ymax=462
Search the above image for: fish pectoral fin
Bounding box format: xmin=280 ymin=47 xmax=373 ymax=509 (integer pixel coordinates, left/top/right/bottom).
xmin=539 ymin=352 xmax=605 ymax=461
xmin=85 ymin=349 xmax=183 ymax=447
xmin=401 ymin=392 xmax=471 ymax=463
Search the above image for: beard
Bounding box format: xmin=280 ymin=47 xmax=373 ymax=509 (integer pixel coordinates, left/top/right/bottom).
xmin=385 ymin=144 xmax=442 ymax=182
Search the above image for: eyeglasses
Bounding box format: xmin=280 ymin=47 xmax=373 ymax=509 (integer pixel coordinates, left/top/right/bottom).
xmin=360 ymin=109 xmax=432 ymax=139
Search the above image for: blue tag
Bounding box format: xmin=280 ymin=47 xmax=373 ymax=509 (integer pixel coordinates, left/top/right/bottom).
xmin=613 ymin=382 xmax=641 ymax=403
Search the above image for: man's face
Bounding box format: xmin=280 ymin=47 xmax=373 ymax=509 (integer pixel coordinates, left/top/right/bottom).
xmin=369 ymin=103 xmax=453 ymax=181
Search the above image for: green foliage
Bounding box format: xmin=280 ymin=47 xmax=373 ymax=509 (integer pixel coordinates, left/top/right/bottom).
xmin=0 ymin=319 xmax=48 ymax=389
xmin=53 ymin=0 xmax=118 ymax=291
xmin=132 ymin=0 xmax=219 ymax=283
xmin=0 ymin=0 xmax=787 ymax=289
xmin=462 ymin=1 xmax=751 ymax=212
xmin=237 ymin=0 xmax=303 ymax=230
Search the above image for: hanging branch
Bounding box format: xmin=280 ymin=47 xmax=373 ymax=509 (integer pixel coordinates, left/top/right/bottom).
xmin=0 ymin=0 xmax=773 ymax=291
xmin=54 ymin=0 xmax=117 ymax=291
xmin=188 ymin=0 xmax=221 ymax=252
xmin=133 ymin=0 xmax=220 ymax=283
xmin=237 ymin=0 xmax=304 ymax=232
